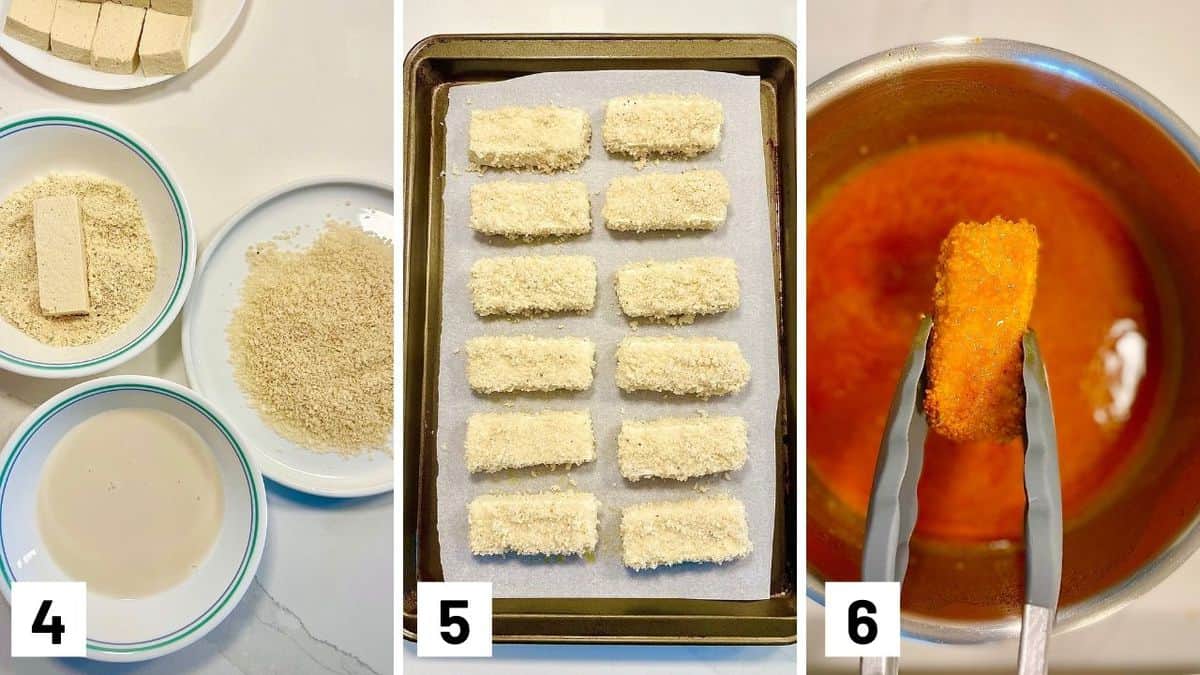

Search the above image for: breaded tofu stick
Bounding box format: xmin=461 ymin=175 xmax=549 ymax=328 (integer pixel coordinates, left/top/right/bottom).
xmin=470 ymin=255 xmax=596 ymax=316
xmin=615 ymin=336 xmax=749 ymax=397
xmin=618 ymin=416 xmax=747 ymax=481
xmin=602 ymin=94 xmax=723 ymax=158
xmin=621 ymin=495 xmax=750 ymax=570
xmin=470 ymin=491 xmax=600 ymax=557
xmin=466 ymin=410 xmax=595 ymax=473
xmin=603 ymin=170 xmax=730 ymax=233
xmin=466 ymin=335 xmax=595 ymax=393
xmin=469 ymin=180 xmax=591 ymax=240
xmin=615 ymin=257 xmax=739 ymax=320
xmin=924 ymin=217 xmax=1039 ymax=441
xmin=468 ymin=106 xmax=591 ymax=172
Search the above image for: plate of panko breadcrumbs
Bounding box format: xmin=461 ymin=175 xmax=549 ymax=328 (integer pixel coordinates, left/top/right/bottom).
xmin=182 ymin=177 xmax=393 ymax=497
xmin=0 ymin=0 xmax=245 ymax=90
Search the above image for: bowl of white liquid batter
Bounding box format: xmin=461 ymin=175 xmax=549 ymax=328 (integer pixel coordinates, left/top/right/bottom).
xmin=0 ymin=375 xmax=267 ymax=661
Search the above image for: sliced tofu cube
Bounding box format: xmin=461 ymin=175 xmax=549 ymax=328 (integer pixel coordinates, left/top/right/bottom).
xmin=139 ymin=8 xmax=189 ymax=75
xmin=32 ymin=196 xmax=90 ymax=317
xmin=150 ymin=0 xmax=191 ymax=15
xmin=91 ymin=2 xmax=144 ymax=74
xmin=5 ymin=0 xmax=56 ymax=50
xmin=50 ymin=0 xmax=100 ymax=63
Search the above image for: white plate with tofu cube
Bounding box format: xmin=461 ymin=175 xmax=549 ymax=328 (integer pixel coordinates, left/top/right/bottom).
xmin=182 ymin=177 xmax=394 ymax=498
xmin=0 ymin=0 xmax=244 ymax=90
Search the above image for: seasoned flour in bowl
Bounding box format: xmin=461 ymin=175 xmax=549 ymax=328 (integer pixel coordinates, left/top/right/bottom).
xmin=0 ymin=173 xmax=156 ymax=346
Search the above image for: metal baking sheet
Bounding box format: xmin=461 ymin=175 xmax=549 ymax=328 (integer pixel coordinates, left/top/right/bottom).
xmin=403 ymin=33 xmax=796 ymax=644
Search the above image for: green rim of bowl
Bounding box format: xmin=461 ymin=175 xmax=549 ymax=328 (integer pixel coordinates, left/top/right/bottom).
xmin=0 ymin=115 xmax=190 ymax=372
xmin=0 ymin=383 xmax=260 ymax=654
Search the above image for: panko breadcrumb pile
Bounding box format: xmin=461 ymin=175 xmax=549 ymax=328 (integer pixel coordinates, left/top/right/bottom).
xmin=228 ymin=219 xmax=393 ymax=455
xmin=0 ymin=173 xmax=156 ymax=346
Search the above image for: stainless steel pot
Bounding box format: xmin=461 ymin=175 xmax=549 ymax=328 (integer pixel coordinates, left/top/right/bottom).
xmin=807 ymin=38 xmax=1200 ymax=643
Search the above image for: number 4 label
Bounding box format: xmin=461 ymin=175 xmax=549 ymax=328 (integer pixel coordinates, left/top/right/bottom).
xmin=11 ymin=582 xmax=86 ymax=657
xmin=417 ymin=582 xmax=492 ymax=657
xmin=824 ymin=581 xmax=900 ymax=657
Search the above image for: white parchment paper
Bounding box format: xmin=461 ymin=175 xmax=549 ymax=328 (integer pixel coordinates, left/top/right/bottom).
xmin=435 ymin=70 xmax=779 ymax=599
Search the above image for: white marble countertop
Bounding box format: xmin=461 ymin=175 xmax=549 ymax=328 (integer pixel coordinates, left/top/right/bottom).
xmin=808 ymin=1 xmax=1200 ymax=671
xmin=0 ymin=0 xmax=394 ymax=672
xmin=401 ymin=2 xmax=796 ymax=673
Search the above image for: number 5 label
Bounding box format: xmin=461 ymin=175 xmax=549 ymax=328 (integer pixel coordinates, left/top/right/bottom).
xmin=824 ymin=581 xmax=900 ymax=657
xmin=417 ymin=582 xmax=492 ymax=657
xmin=11 ymin=582 xmax=86 ymax=657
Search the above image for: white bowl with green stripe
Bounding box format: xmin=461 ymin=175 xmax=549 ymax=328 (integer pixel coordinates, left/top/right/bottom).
xmin=0 ymin=112 xmax=195 ymax=379
xmin=0 ymin=376 xmax=267 ymax=661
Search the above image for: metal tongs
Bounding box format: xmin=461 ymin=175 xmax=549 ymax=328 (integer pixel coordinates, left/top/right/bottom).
xmin=859 ymin=316 xmax=1063 ymax=675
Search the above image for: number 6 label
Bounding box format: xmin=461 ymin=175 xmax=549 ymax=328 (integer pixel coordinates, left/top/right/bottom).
xmin=417 ymin=582 xmax=492 ymax=657
xmin=824 ymin=582 xmax=900 ymax=657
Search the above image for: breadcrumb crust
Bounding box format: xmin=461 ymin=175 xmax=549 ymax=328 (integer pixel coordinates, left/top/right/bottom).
xmin=615 ymin=336 xmax=749 ymax=397
xmin=469 ymin=180 xmax=591 ymax=239
xmin=615 ymin=257 xmax=739 ymax=321
xmin=469 ymin=491 xmax=600 ymax=557
xmin=603 ymin=170 xmax=730 ymax=232
xmin=466 ymin=335 xmax=596 ymax=393
xmin=466 ymin=410 xmax=595 ymax=473
xmin=621 ymin=495 xmax=750 ymax=570
xmin=602 ymin=94 xmax=723 ymax=158
xmin=469 ymin=106 xmax=591 ymax=172
xmin=470 ymin=255 xmax=596 ymax=316
xmin=618 ymin=416 xmax=747 ymax=481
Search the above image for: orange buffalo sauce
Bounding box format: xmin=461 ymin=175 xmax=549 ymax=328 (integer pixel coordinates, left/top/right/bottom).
xmin=808 ymin=135 xmax=1163 ymax=541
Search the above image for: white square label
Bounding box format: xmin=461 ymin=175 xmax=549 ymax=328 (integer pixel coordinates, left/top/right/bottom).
xmin=11 ymin=581 xmax=86 ymax=657
xmin=416 ymin=582 xmax=492 ymax=657
xmin=824 ymin=581 xmax=900 ymax=657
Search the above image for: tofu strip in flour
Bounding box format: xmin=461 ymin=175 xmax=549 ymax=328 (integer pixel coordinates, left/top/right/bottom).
xmin=33 ymin=196 xmax=90 ymax=317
